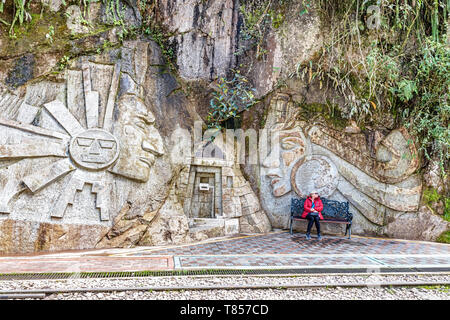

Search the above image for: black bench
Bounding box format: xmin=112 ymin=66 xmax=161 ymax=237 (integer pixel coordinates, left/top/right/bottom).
xmin=289 ymin=198 xmax=353 ymax=239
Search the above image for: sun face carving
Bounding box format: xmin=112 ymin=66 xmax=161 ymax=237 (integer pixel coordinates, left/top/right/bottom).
xmin=69 ymin=129 xmax=120 ymax=171
xmin=0 ymin=56 xmax=165 ymax=222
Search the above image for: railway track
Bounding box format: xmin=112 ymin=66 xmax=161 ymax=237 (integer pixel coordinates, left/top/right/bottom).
xmin=0 ymin=271 xmax=448 ymax=300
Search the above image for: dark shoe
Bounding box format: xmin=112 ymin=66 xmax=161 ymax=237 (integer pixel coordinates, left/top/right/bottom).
xmin=305 ymin=233 xmax=311 ymax=240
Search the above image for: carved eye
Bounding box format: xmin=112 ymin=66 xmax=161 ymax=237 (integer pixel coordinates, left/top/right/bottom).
xmin=77 ymin=137 xmax=94 ymax=147
xmin=135 ymin=120 xmax=147 ymax=131
xmin=281 ymin=137 xmax=303 ymax=150
xmin=99 ymin=139 xmax=115 ymax=149
xmin=124 ymin=125 xmax=138 ymax=137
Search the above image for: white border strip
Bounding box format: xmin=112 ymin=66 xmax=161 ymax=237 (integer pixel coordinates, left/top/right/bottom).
xmin=174 ymin=264 xmax=450 ymax=271
xmin=166 ymin=254 xmax=450 ymax=258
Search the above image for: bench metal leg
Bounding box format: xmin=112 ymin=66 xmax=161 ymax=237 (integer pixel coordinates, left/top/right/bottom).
xmin=289 ymin=217 xmax=293 ymax=235
xmin=344 ymin=224 xmax=352 ymax=239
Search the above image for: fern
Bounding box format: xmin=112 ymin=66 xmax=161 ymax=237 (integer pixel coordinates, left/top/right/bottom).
xmin=395 ymin=79 xmax=418 ymax=102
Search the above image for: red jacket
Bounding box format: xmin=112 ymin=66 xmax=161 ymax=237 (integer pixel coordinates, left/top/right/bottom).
xmin=301 ymin=196 xmax=324 ymax=220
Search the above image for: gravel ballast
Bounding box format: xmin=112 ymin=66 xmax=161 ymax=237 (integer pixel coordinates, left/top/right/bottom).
xmin=0 ymin=273 xmax=448 ymax=300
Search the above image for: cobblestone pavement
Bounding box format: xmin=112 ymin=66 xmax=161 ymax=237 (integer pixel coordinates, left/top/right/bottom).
xmin=123 ymin=232 xmax=450 ymax=271
xmin=0 ymin=256 xmax=173 ymax=273
xmin=132 ymin=232 xmax=450 ymax=256
xmin=0 ymin=232 xmax=449 ymax=273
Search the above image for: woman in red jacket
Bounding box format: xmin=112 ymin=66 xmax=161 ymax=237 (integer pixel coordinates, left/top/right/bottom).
xmin=301 ymin=191 xmax=324 ymax=240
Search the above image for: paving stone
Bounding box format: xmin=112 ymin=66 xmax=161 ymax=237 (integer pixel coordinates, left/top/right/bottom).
xmin=0 ymin=232 xmax=448 ymax=273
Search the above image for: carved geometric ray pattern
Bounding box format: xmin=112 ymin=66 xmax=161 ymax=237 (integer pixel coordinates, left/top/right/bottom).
xmin=0 ymin=60 xmax=122 ymax=221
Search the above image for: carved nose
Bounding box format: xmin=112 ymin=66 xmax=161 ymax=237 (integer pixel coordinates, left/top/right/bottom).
xmin=142 ymin=127 xmax=165 ymax=156
xmin=142 ymin=139 xmax=164 ymax=156
xmin=89 ymin=140 xmax=101 ymax=155
xmin=262 ymin=149 xmax=280 ymax=168
xmin=142 ymin=140 xmax=153 ymax=152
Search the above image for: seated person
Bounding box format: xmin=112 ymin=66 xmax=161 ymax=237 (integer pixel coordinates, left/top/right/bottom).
xmin=301 ymin=190 xmax=323 ymax=240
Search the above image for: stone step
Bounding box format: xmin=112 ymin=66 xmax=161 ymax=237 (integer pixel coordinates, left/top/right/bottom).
xmin=189 ymin=224 xmax=225 ymax=239
xmin=189 ymin=218 xmax=226 ymax=239
xmin=191 ymin=218 xmax=225 ymax=227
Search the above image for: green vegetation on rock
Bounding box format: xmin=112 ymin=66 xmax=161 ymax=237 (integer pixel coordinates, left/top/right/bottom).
xmin=295 ymin=0 xmax=449 ymax=177
xmin=436 ymin=230 xmax=450 ymax=243
xmin=207 ymin=70 xmax=257 ymax=129
xmin=238 ymin=0 xmax=293 ymax=59
xmin=423 ymin=187 xmax=450 ymax=221
xmin=295 ymin=101 xmax=349 ymax=129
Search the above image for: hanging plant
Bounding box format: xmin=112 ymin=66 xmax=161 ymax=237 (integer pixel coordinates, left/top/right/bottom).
xmin=207 ymin=71 xmax=257 ymax=129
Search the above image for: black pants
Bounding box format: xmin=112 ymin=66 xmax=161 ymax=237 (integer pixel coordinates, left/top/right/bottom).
xmin=306 ymin=214 xmax=321 ymax=235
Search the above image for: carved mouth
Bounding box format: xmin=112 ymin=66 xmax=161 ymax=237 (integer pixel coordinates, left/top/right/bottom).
xmin=81 ymin=154 xmax=107 ymax=164
xmin=267 ymin=174 xmax=282 ymax=186
xmin=139 ymin=157 xmax=152 ymax=168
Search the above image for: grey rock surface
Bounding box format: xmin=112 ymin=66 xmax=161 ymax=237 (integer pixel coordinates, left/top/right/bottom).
xmin=0 ymin=0 xmax=447 ymax=253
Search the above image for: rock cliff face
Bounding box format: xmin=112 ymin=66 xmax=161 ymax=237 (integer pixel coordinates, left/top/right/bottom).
xmin=0 ymin=0 xmax=447 ymax=253
xmin=156 ymin=0 xmax=240 ymax=81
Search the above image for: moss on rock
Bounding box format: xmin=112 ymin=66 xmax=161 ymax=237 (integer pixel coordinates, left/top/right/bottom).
xmin=295 ymin=101 xmax=348 ymax=129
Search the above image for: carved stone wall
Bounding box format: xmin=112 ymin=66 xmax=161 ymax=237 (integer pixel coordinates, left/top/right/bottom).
xmin=0 ymin=40 xmax=177 ymax=253
xmin=257 ymin=94 xmax=448 ymax=240
xmin=0 ymin=0 xmax=447 ymax=253
xmin=0 ymin=38 xmax=272 ymax=253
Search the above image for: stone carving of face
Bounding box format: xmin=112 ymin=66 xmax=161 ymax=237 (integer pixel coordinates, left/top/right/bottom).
xmin=262 ymin=123 xmax=309 ymax=197
xmin=109 ymin=94 xmax=164 ymax=182
xmin=70 ymin=129 xmax=120 ymax=170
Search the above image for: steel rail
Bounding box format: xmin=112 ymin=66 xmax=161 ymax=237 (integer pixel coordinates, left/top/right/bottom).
xmin=0 ymin=268 xmax=449 ymax=281
xmin=0 ymin=293 xmax=46 ymax=299
xmin=0 ymin=280 xmax=449 ymax=299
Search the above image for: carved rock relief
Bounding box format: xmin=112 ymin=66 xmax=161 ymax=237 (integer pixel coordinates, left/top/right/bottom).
xmin=307 ymin=125 xmax=420 ymax=184
xmin=260 ymin=94 xmax=422 ymax=230
xmin=0 ymin=41 xmax=165 ymax=227
xmin=0 ymin=38 xmax=273 ymax=253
